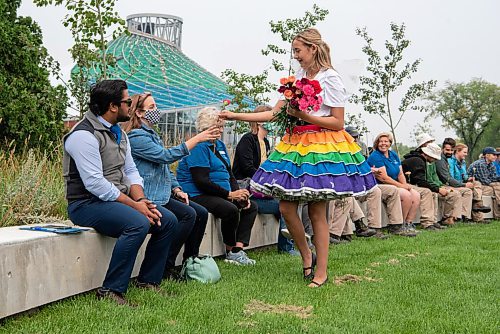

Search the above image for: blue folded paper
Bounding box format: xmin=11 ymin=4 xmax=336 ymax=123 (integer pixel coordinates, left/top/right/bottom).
xmin=19 ymin=225 xmax=90 ymax=234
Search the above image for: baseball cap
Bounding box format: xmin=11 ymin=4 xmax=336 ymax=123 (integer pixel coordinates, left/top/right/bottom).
xmin=482 ymin=147 xmax=500 ymax=155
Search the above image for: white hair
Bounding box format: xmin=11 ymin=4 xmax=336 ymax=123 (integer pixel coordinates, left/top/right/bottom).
xmin=196 ymin=107 xmax=220 ymax=132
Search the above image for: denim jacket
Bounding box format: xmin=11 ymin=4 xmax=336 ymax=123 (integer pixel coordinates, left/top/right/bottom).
xmin=448 ymin=155 xmax=467 ymax=185
xmin=128 ymin=124 xmax=189 ymax=205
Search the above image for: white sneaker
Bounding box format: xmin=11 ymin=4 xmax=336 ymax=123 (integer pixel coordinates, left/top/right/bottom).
xmin=224 ymin=250 xmax=256 ymax=265
xmin=280 ymin=228 xmax=312 ymax=244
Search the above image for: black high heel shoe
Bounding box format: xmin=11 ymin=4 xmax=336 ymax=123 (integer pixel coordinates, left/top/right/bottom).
xmin=302 ymin=252 xmax=317 ymax=280
xmin=309 ymin=277 xmax=328 ymax=288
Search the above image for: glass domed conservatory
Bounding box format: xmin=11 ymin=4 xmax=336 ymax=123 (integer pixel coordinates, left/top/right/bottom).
xmin=78 ymin=13 xmax=244 ymax=145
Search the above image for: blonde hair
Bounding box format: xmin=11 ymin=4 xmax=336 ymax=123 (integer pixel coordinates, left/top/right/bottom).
xmin=293 ymin=28 xmax=333 ymax=72
xmin=373 ymin=132 xmax=394 ymax=149
xmin=122 ymin=92 xmax=151 ymax=133
xmin=196 ymin=107 xmax=220 ymax=132
xmin=454 ymin=143 xmax=468 ymax=152
xmin=250 ymin=105 xmax=272 ymax=134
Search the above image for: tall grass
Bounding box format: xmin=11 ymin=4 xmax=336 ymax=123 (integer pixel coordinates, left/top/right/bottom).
xmin=0 ymin=144 xmax=67 ymax=227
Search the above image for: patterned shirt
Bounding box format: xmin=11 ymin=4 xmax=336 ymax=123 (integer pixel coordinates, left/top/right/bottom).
xmin=467 ymin=158 xmax=500 ymax=186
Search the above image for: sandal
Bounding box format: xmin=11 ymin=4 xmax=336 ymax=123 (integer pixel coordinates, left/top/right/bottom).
xmin=309 ymin=277 xmax=328 ymax=288
xmin=302 ymin=252 xmax=317 ymax=280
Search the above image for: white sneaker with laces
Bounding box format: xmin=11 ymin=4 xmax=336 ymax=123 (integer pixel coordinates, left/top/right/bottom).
xmin=224 ymin=250 xmax=256 ymax=265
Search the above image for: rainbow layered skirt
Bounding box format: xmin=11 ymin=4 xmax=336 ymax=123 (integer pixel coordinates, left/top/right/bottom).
xmin=250 ymin=125 xmax=377 ymax=201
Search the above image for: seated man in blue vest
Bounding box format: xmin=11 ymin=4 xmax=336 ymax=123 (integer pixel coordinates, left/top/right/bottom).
xmin=63 ymin=80 xmax=178 ymax=306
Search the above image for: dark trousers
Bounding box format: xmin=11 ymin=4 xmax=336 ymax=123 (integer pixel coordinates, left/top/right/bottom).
xmin=191 ymin=195 xmax=258 ymax=247
xmin=162 ymin=198 xmax=208 ymax=268
xmin=252 ymin=197 xmax=294 ymax=252
xmin=68 ymin=197 xmax=178 ymax=293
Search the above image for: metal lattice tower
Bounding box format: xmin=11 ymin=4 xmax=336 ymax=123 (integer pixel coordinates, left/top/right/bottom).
xmin=126 ymin=13 xmax=183 ymax=49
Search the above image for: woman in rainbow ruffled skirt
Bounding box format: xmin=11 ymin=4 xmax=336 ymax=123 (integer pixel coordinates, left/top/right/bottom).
xmin=220 ymin=28 xmax=376 ymax=288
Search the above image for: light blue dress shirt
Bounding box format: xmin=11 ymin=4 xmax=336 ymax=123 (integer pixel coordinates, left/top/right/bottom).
xmin=64 ymin=116 xmax=143 ymax=201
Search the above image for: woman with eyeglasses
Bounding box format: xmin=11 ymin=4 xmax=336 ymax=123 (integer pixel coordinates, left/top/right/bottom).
xmin=124 ymin=92 xmax=220 ymax=280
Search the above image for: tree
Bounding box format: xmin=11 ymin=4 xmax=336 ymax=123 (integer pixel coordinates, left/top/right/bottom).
xmin=221 ymin=69 xmax=276 ymax=133
xmin=261 ymin=4 xmax=329 ymax=74
xmin=427 ymin=79 xmax=500 ymax=163
xmin=0 ymin=0 xmax=68 ymax=150
xmin=411 ymin=123 xmax=434 ymax=148
xmin=222 ymin=4 xmax=329 ymax=133
xmin=350 ymin=23 xmax=436 ymax=155
xmin=34 ymin=0 xmax=126 ymax=118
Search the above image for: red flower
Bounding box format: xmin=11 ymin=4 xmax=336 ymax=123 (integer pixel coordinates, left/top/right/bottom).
xmin=310 ymin=80 xmax=322 ymax=94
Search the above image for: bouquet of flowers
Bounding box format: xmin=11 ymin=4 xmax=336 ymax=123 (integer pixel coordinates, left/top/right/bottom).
xmin=273 ymin=76 xmax=323 ymax=136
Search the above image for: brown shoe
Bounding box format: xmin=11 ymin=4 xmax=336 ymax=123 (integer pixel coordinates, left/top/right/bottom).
xmin=372 ymin=230 xmax=390 ymax=239
xmin=134 ymin=280 xmax=163 ymax=292
xmin=441 ymin=217 xmax=455 ymax=226
xmin=472 ymin=201 xmax=491 ymax=213
xmin=96 ymin=288 xmax=137 ymax=307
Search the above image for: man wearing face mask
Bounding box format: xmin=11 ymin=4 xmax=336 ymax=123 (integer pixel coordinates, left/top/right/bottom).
xmin=64 ymin=80 xmax=179 ymax=306
xmin=435 ymin=138 xmax=490 ymax=221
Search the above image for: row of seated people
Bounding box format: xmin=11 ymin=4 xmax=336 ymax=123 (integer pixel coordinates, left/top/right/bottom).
xmin=64 ymin=81 xmax=498 ymax=305
xmin=326 ymin=130 xmax=499 ymax=242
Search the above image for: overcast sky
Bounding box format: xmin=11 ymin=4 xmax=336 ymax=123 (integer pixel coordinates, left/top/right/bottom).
xmin=19 ymin=0 xmax=499 ymax=146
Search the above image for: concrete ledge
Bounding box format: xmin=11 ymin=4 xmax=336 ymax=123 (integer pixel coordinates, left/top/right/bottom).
xmin=0 ymin=213 xmax=279 ymax=319
xmin=481 ymin=196 xmax=494 ymax=219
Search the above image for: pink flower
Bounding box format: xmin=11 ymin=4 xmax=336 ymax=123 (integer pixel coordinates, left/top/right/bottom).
xmin=312 ymin=104 xmax=320 ymax=111
xmin=317 ymin=95 xmax=323 ymax=105
xmin=302 ymin=85 xmax=314 ymax=96
xmin=223 ymin=99 xmax=231 ymax=106
xmin=295 ymin=80 xmax=303 ymax=89
xmin=298 ymin=98 xmax=309 ymax=111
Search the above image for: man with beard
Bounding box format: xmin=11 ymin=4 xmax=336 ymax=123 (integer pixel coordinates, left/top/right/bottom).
xmin=435 ymin=138 xmax=490 ymax=222
xmin=63 ymin=80 xmax=178 ymax=306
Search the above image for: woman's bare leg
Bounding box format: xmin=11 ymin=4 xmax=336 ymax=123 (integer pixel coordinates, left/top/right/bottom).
xmin=279 ymin=200 xmax=312 ymax=275
xmin=307 ymin=201 xmax=329 ymax=287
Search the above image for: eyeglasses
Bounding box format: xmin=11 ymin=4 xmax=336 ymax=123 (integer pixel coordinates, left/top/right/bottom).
xmin=121 ymin=98 xmax=132 ymax=107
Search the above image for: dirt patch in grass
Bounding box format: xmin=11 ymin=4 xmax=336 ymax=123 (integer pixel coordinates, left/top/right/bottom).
xmin=237 ymin=320 xmax=257 ymax=327
xmin=387 ymin=258 xmax=400 ymax=265
xmin=398 ymin=253 xmax=418 ymax=258
xmin=244 ymin=299 xmax=313 ymax=319
xmin=334 ymin=274 xmax=381 ymax=285
xmin=370 ymin=262 xmax=381 ymax=267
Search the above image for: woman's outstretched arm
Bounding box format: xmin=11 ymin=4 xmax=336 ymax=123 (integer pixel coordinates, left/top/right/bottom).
xmin=220 ymin=100 xmax=285 ymax=122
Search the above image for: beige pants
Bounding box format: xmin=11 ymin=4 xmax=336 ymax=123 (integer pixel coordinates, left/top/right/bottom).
xmin=411 ymin=186 xmax=435 ymax=227
xmin=481 ymin=182 xmax=500 ymax=218
xmin=439 ymin=186 xmax=462 ymax=219
xmin=357 ymin=184 xmax=403 ymax=228
xmin=471 ymin=181 xmax=485 ymax=221
xmin=328 ymin=198 xmax=354 ymax=236
xmin=452 ymin=187 xmax=473 ymax=219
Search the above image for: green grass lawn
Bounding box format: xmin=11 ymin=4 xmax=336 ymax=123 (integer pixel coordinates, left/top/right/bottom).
xmin=1 ymin=222 xmax=499 ymax=333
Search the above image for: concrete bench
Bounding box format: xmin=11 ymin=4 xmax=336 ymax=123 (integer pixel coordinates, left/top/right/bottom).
xmin=0 ymin=214 xmax=279 ymax=319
